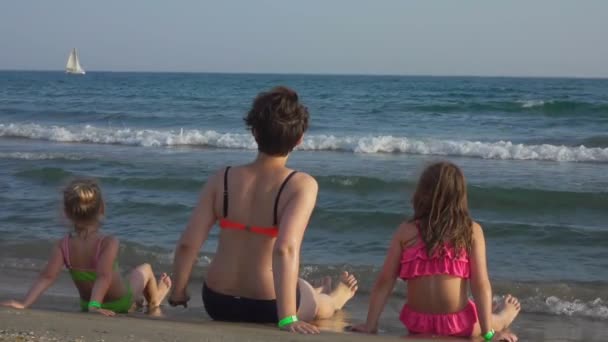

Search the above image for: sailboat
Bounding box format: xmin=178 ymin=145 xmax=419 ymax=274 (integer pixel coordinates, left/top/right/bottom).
xmin=65 ymin=48 xmax=85 ymax=75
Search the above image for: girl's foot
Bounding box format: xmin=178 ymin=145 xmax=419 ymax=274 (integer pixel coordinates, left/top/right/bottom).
xmin=495 ymin=294 xmax=521 ymax=329
xmin=134 ymin=299 xmax=145 ymax=311
xmin=151 ymin=273 xmax=172 ymax=308
xmin=313 ymin=276 xmax=333 ymax=295
xmin=329 ymin=272 xmax=358 ymax=310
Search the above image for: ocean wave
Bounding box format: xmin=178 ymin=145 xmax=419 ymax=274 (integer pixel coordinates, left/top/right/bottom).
xmin=16 ymin=167 xmax=607 ymax=206
xmin=542 ymin=297 xmax=608 ymax=319
xmin=578 ymin=135 xmax=608 ymax=148
xmin=0 ymin=152 xmax=83 ymax=161
xmin=102 ymin=176 xmax=203 ymax=191
xmin=316 ymin=175 xmax=406 ymax=193
xmin=1 ymin=123 xmax=608 ymax=162
xmin=1 ymin=239 xmax=607 ymax=320
xmin=0 ymin=123 xmax=257 ymax=149
xmin=312 ymin=209 xmax=608 ymax=246
xmin=315 ymin=175 xmax=608 ymax=214
xmin=13 ymin=166 xmax=204 ymax=192
xmin=14 ymin=167 xmax=74 ymax=184
xmin=11 ymin=164 xmax=608 ymax=245
xmin=518 ymin=99 xmax=546 ymax=108
xmin=415 ymin=100 xmax=608 ymax=116
xmin=522 ymin=100 xmax=608 ymax=116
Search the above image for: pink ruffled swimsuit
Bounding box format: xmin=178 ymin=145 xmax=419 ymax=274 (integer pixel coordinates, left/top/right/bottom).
xmin=399 ymin=221 xmax=478 ymax=337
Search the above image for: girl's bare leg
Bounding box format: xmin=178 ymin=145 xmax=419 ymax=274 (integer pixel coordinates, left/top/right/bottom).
xmin=298 ymin=272 xmax=359 ymax=321
xmin=128 ymin=263 xmax=172 ymax=309
xmin=312 ymin=276 xmax=332 ymax=295
xmin=472 ymin=294 xmax=521 ymax=335
xmin=315 ymin=272 xmax=358 ymax=319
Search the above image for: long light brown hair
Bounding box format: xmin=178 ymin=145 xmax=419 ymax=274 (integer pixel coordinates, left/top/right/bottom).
xmin=411 ymin=161 xmax=473 ymax=257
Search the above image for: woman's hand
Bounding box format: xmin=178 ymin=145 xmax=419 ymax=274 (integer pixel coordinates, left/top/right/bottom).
xmin=1 ymin=300 xmax=26 ymax=309
xmin=280 ymin=320 xmax=320 ymax=334
xmin=350 ymin=323 xmax=378 ymax=334
xmin=168 ymin=290 xmax=190 ymax=307
xmin=89 ymin=307 xmax=116 ymax=317
xmin=495 ymin=331 xmax=518 ymax=342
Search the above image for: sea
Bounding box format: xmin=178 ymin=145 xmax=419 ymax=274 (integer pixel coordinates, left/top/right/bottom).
xmin=0 ymin=71 xmax=607 ymax=339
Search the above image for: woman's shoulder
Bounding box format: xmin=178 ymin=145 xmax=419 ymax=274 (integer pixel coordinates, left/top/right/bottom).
xmin=288 ymin=171 xmax=317 ymax=188
xmin=209 ymin=165 xmax=319 ymax=192
xmin=209 ymin=166 xmax=230 ymax=180
xmin=202 ymin=167 xmax=232 ymax=190
xmin=281 ymin=171 xmax=318 ymax=200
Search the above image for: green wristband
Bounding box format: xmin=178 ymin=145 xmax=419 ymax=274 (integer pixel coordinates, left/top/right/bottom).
xmin=278 ymin=315 xmax=298 ymax=328
xmin=88 ymin=301 xmax=102 ymax=309
xmin=483 ymin=329 xmax=495 ymax=341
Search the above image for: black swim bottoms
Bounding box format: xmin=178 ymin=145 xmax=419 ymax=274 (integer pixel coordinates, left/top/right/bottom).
xmin=202 ymin=282 xmax=301 ymax=323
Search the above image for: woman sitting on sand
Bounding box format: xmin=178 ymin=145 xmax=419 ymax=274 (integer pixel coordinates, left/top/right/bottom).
xmin=2 ymin=179 xmax=172 ymax=316
xmin=352 ymin=162 xmax=521 ymax=341
xmin=168 ymin=86 xmax=358 ymax=334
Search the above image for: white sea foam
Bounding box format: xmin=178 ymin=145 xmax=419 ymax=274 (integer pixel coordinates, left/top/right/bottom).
xmin=0 ymin=152 xmax=83 ymax=161
xmin=508 ymin=295 xmax=608 ymax=320
xmin=543 ymin=296 xmax=608 ymax=320
xmin=519 ymin=99 xmax=546 ymax=108
xmin=1 ymin=123 xmax=607 ymax=163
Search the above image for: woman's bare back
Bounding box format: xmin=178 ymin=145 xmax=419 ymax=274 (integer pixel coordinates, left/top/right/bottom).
xmin=205 ymin=163 xmax=309 ymax=299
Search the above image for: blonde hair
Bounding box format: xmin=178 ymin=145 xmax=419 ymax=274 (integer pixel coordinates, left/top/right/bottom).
xmin=411 ymin=161 xmax=473 ymax=257
xmin=63 ymin=179 xmax=104 ymax=231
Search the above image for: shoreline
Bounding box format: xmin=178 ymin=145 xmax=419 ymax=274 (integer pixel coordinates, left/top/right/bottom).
xmin=0 ymin=308 xmax=416 ymax=342
xmin=0 ymin=269 xmax=427 ymax=342
xmin=1 ymin=269 xmax=607 ymax=341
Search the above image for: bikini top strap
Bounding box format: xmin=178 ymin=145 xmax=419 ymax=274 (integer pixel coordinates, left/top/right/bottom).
xmin=223 ymin=166 xmax=231 ymax=218
xmin=273 ymin=171 xmax=298 ymax=226
xmin=60 ymin=235 xmax=72 ymax=269
xmin=94 ymin=236 xmax=106 ymax=267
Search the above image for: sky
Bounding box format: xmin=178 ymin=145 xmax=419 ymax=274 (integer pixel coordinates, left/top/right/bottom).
xmin=0 ymin=1 xmax=607 ymax=77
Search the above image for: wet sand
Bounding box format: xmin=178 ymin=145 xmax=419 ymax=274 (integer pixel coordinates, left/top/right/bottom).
xmin=1 ymin=268 xmax=607 ymax=341
xmin=0 ymin=307 xmax=417 ymax=342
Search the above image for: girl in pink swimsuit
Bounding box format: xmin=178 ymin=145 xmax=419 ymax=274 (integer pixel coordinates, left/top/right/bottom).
xmin=352 ymin=162 xmax=521 ymax=341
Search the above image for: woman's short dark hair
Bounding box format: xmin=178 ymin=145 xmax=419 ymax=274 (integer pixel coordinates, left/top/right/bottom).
xmin=244 ymin=86 xmax=309 ymax=156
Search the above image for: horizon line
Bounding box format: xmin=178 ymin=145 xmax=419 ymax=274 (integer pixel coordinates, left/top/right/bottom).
xmin=1 ymin=68 xmax=607 ymax=80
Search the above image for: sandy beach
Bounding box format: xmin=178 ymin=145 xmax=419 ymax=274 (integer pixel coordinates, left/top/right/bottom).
xmin=2 ymin=1 xmax=608 ymax=341
xmin=1 ymin=268 xmax=608 ymax=341
xmin=0 ymin=269 xmax=428 ymax=342
xmin=3 ymin=308 xmax=607 ymax=342
xmin=0 ymin=307 xmax=417 ymax=342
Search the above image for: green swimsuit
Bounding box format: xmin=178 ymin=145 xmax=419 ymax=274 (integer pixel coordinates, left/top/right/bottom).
xmin=60 ymin=235 xmax=133 ymax=313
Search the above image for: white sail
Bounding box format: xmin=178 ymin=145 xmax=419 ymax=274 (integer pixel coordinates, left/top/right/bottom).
xmin=66 ymin=48 xmax=85 ymax=75
xmin=66 ymin=50 xmax=76 ymax=70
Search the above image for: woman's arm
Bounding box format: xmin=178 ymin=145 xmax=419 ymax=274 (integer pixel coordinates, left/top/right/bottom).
xmin=169 ymin=171 xmax=219 ymax=305
xmin=353 ymin=226 xmax=404 ymax=333
xmin=273 ymin=174 xmax=319 ymax=334
xmin=470 ymin=222 xmax=493 ymax=336
xmin=2 ymin=242 xmax=64 ymax=309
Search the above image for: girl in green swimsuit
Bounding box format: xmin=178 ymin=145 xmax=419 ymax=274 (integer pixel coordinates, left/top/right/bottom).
xmin=2 ymin=179 xmax=172 ymax=316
